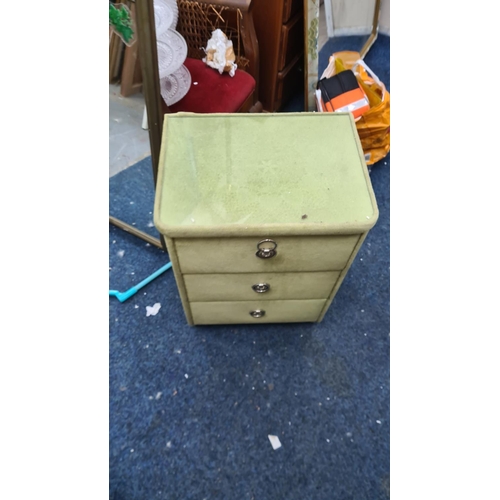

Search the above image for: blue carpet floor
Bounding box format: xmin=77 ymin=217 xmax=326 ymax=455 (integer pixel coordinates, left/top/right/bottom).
xmin=109 ymin=35 xmax=390 ymax=500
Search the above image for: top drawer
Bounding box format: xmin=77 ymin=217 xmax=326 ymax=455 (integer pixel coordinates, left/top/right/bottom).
xmin=283 ymin=0 xmax=302 ymax=23
xmin=174 ymin=235 xmax=361 ymax=274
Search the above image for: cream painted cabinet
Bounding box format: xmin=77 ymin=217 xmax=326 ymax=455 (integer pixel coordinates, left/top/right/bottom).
xmin=154 ymin=112 xmax=378 ymax=325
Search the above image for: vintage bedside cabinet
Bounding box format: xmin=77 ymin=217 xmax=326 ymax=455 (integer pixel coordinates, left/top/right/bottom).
xmin=154 ymin=112 xmax=378 ymax=325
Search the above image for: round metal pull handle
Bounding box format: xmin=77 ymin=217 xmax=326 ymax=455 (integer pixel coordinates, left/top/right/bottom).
xmin=250 ymin=310 xmax=265 ymax=318
xmin=252 ymin=283 xmax=270 ymax=293
xmin=256 ymin=239 xmax=278 ymax=259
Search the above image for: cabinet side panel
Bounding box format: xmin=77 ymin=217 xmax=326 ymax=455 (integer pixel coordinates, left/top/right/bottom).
xmin=166 ymin=237 xmax=194 ymax=326
xmin=317 ymin=232 xmax=368 ymax=322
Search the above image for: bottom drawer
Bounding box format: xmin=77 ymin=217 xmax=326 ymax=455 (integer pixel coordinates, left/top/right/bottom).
xmin=190 ymin=299 xmax=326 ymax=325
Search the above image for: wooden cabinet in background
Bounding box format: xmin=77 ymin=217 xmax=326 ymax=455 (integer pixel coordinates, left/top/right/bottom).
xmin=252 ymin=0 xmax=305 ymax=112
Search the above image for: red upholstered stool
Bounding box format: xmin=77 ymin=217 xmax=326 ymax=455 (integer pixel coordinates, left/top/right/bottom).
xmin=162 ymin=58 xmax=256 ymax=114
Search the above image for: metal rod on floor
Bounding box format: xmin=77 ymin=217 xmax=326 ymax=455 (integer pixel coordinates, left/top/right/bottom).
xmin=109 ymin=216 xmax=164 ymax=250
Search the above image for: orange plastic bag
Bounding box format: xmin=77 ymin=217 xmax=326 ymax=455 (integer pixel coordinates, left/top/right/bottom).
xmin=317 ymin=51 xmax=390 ymax=165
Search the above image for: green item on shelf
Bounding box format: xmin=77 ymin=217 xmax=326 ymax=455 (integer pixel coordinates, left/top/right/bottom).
xmin=109 ymin=3 xmax=134 ymax=45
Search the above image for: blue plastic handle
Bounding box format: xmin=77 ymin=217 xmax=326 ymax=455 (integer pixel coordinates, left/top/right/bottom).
xmin=109 ymin=262 xmax=172 ymax=302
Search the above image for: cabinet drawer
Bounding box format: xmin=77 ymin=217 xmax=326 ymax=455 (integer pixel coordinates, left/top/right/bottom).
xmin=282 ymin=0 xmax=302 ymax=23
xmin=190 ymin=299 xmax=326 ymax=325
xmin=278 ymin=11 xmax=304 ymax=71
xmin=175 ymin=235 xmax=360 ymax=274
xmin=275 ymin=52 xmax=304 ymax=110
xmin=184 ymin=271 xmax=340 ymax=302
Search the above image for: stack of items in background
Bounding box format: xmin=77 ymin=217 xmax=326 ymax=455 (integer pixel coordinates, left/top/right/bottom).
xmin=154 ymin=0 xmax=192 ymax=107
xmin=315 ymin=51 xmax=390 ymax=166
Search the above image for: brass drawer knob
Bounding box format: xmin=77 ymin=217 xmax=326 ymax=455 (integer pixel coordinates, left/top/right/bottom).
xmin=250 ymin=310 xmax=266 ymax=318
xmin=252 ymin=283 xmax=270 ymax=293
xmin=256 ymin=239 xmax=277 ymax=259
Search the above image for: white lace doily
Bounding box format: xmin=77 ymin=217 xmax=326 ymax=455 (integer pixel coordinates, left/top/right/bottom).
xmin=157 ymin=28 xmax=188 ymax=78
xmin=160 ymin=64 xmax=192 ymax=106
xmin=164 ymin=0 xmax=178 ymax=29
xmin=153 ymin=0 xmax=175 ymax=36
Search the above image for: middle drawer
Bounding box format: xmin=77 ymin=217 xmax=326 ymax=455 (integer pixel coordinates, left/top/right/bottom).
xmin=184 ymin=271 xmax=340 ymax=302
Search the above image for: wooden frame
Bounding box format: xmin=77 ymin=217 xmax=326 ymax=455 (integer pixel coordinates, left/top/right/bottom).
xmin=359 ymin=0 xmax=381 ymax=59
xmin=303 ymin=0 xmax=321 ymax=111
xmin=109 ymin=0 xmax=166 ymax=250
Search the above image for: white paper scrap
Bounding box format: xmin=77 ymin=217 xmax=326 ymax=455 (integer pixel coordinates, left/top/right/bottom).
xmin=268 ymin=435 xmax=282 ymax=450
xmin=146 ymin=303 xmax=161 ymax=316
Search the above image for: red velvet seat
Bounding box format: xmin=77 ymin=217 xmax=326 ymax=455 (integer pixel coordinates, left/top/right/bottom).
xmin=162 ymin=58 xmax=256 ymax=114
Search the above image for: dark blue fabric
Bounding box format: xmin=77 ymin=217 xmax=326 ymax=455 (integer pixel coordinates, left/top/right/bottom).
xmin=109 ymin=35 xmax=390 ymax=500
